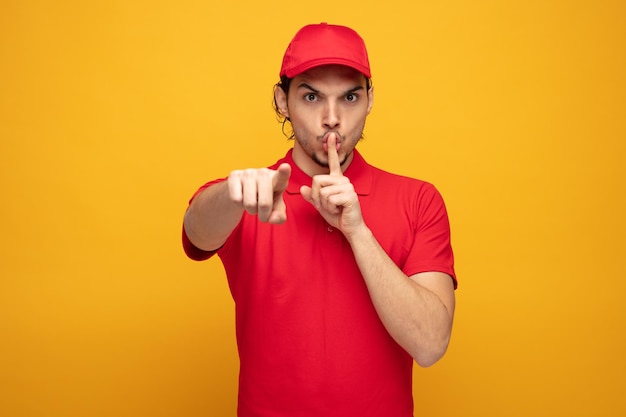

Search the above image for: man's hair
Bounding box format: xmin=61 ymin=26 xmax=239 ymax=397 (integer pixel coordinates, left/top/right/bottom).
xmin=272 ymin=75 xmax=372 ymax=140
xmin=273 ymin=76 xmax=295 ymax=139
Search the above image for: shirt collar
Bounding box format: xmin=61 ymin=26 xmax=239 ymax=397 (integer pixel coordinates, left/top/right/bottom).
xmin=283 ymin=148 xmax=372 ymax=196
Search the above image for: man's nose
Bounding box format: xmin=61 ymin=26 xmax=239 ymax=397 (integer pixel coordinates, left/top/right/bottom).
xmin=323 ymin=101 xmax=340 ymax=129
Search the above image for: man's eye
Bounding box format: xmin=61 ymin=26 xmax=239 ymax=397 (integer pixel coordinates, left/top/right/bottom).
xmin=305 ymin=93 xmax=317 ymax=102
xmin=346 ymin=94 xmax=358 ymax=102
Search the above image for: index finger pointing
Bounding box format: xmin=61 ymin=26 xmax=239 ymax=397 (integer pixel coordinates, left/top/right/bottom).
xmin=272 ymin=163 xmax=291 ymax=193
xmin=327 ymin=133 xmax=343 ymax=176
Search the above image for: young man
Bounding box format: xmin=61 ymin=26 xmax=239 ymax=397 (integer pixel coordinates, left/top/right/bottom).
xmin=183 ymin=23 xmax=457 ymax=417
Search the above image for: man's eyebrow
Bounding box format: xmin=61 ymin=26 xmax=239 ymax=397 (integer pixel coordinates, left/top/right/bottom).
xmin=297 ymin=82 xmax=319 ymax=93
xmin=296 ymin=83 xmax=365 ymax=95
xmin=345 ymin=86 xmax=365 ymax=94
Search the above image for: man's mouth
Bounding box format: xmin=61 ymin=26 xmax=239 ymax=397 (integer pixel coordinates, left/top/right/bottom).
xmin=321 ymin=132 xmax=342 ymax=151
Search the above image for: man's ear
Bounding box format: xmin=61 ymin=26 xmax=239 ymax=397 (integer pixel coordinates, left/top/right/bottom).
xmin=274 ymin=86 xmax=289 ymax=118
xmin=366 ymin=85 xmax=374 ymax=115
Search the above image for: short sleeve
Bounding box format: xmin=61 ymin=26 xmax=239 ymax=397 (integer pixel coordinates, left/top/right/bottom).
xmin=402 ymin=184 xmax=457 ymax=289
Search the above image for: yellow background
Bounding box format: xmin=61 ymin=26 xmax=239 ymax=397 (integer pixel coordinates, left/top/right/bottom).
xmin=1 ymin=1 xmax=625 ymax=416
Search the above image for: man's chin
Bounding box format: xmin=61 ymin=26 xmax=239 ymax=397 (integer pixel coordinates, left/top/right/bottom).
xmin=312 ymin=152 xmax=349 ymax=169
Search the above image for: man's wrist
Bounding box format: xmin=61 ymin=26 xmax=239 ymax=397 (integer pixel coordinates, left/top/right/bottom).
xmin=345 ymin=224 xmax=374 ymax=246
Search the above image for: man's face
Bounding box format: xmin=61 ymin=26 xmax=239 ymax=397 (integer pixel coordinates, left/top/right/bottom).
xmin=275 ymin=65 xmax=374 ymax=176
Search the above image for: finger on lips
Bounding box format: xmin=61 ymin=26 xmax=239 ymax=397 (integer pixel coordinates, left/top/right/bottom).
xmin=326 ymin=133 xmax=342 ymax=176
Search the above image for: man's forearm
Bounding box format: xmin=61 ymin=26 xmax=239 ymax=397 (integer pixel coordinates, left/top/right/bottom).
xmin=346 ymin=226 xmax=454 ymax=367
xmin=183 ymin=181 xmax=244 ymax=251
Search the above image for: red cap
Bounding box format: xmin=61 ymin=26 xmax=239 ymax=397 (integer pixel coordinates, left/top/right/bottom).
xmin=279 ymin=23 xmax=371 ymax=79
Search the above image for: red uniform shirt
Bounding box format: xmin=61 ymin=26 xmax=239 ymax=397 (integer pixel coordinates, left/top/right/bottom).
xmin=184 ymin=149 xmax=456 ymax=417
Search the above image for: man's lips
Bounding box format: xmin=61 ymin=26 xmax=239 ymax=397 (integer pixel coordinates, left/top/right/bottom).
xmin=322 ymin=132 xmax=342 ymax=152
